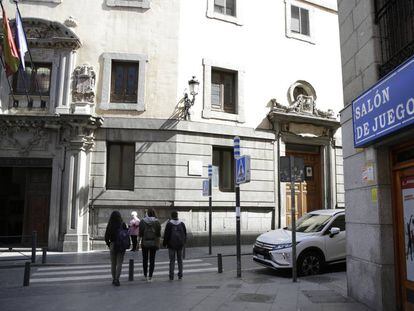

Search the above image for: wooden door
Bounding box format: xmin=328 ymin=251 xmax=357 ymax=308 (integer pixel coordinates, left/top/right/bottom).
xmin=23 ymin=168 xmax=51 ymax=246
xmin=286 ymin=150 xmax=322 ymax=226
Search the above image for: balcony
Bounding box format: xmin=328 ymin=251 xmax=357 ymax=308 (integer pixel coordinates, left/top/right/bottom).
xmin=375 ymin=0 xmax=414 ymax=77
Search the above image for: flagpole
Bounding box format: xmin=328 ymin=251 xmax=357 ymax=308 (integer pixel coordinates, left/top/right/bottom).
xmin=14 ymin=0 xmax=44 ymax=105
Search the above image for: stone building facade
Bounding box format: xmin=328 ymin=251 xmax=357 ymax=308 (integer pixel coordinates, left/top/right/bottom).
xmin=337 ymin=0 xmax=414 ymax=310
xmin=0 ymin=0 xmax=344 ymax=253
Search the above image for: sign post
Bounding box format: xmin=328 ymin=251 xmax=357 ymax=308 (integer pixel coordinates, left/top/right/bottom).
xmin=290 ymin=155 xmax=297 ymax=282
xmin=234 ymin=136 xmax=242 ymax=278
xmin=280 ymin=155 xmax=304 ymax=283
xmin=208 ymin=164 xmax=213 ymax=255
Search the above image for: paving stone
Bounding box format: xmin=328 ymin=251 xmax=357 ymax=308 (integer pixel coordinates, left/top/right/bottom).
xmin=302 ymin=290 xmax=350 ymax=303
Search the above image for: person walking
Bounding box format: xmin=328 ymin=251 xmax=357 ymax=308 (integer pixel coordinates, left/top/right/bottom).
xmin=104 ymin=211 xmax=129 ymax=286
xmin=129 ymin=211 xmax=140 ymax=251
xmin=139 ymin=208 xmax=161 ymax=282
xmin=163 ymin=211 xmax=187 ymax=281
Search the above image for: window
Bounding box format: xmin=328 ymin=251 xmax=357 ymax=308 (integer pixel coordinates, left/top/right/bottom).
xmin=107 ymin=143 xmax=135 ymax=190
xmin=291 ymin=5 xmax=309 ymax=36
xmin=328 ymin=215 xmax=345 ymax=231
xmin=211 ymin=68 xmax=236 ymax=114
xmin=285 ymin=0 xmax=314 ymax=44
xmin=101 ymin=53 xmax=147 ymax=111
xmin=213 ymin=147 xmax=234 ymax=192
xmin=13 ymin=63 xmax=52 ymax=96
xmin=202 ymin=58 xmax=245 ymax=122
xmin=214 ymin=0 xmax=235 ymax=16
xmin=110 ymin=61 xmax=139 ymax=103
xmin=206 ymin=0 xmax=242 ymax=25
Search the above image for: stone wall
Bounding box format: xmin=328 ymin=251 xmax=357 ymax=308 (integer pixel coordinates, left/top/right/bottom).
xmin=337 ymin=0 xmax=396 ymax=310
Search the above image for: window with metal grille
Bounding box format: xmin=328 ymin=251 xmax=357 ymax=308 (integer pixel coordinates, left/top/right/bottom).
xmin=291 ymin=5 xmax=310 ymax=36
xmin=110 ymin=61 xmax=139 ymax=103
xmin=375 ymin=0 xmax=414 ymax=76
xmin=211 ymin=68 xmax=236 ymax=114
xmin=13 ymin=63 xmax=51 ymax=96
xmin=214 ymin=0 xmax=235 ymax=16
xmin=106 ymin=143 xmax=135 ymax=190
xmin=213 ymin=147 xmax=234 ymax=192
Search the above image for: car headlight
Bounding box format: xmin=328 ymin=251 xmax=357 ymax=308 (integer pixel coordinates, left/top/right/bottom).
xmin=271 ymin=242 xmax=299 ymax=250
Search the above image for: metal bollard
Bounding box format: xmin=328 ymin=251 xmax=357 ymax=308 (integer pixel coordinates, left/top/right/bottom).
xmin=31 ymin=231 xmax=37 ymax=264
xmin=23 ymin=262 xmax=31 ymax=286
xmin=129 ymin=259 xmax=134 ymax=281
xmin=42 ymin=248 xmax=47 ymax=264
xmin=217 ymin=253 xmax=223 ymax=273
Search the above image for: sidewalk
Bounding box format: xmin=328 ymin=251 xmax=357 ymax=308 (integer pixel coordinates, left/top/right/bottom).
xmin=0 ymin=245 xmax=371 ymax=311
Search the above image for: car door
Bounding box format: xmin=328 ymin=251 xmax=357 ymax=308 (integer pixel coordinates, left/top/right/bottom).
xmin=324 ymin=214 xmax=346 ymax=262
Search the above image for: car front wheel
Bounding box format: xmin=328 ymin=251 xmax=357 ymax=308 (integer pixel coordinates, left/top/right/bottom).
xmin=297 ymin=251 xmax=324 ymax=276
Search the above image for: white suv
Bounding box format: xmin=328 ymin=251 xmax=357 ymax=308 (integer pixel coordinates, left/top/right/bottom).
xmin=253 ymin=209 xmax=345 ymax=276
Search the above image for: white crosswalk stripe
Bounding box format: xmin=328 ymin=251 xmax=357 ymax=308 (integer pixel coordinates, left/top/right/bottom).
xmin=30 ymin=259 xmax=217 ymax=284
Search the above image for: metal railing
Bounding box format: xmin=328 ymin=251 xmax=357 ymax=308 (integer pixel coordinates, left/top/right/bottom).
xmin=375 ymin=0 xmax=414 ymax=77
xmin=0 ymin=231 xmax=38 ymax=263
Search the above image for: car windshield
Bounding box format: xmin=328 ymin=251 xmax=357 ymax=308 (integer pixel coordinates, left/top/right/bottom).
xmin=287 ymin=213 xmax=332 ymax=233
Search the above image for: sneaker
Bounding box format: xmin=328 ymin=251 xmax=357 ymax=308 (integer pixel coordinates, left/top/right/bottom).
xmin=178 ymin=276 xmax=182 ymax=280
xmin=114 ymin=280 xmax=120 ymax=286
xmin=143 ymin=276 xmax=148 ymax=281
xmin=169 ymin=276 xmax=173 ymax=281
xmin=148 ymin=277 xmax=152 ymax=282
xmin=112 ymin=280 xmax=115 ymax=285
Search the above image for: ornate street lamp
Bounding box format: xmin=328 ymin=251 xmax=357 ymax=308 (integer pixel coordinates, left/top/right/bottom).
xmin=183 ymin=76 xmax=199 ymax=120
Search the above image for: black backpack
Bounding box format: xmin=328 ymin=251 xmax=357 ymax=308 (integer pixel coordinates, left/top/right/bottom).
xmin=115 ymin=227 xmax=131 ymax=252
xmin=143 ymin=222 xmax=158 ymax=248
xmin=169 ymin=222 xmax=185 ymax=250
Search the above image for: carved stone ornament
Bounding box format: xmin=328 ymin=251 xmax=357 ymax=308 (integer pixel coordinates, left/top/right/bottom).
xmin=64 ymin=16 xmax=78 ymax=28
xmin=0 ymin=115 xmax=103 ymax=154
xmin=0 ymin=119 xmax=47 ymax=155
xmin=72 ymin=64 xmax=96 ymax=103
xmin=0 ymin=18 xmax=81 ymax=50
xmin=270 ymin=98 xmax=336 ymax=119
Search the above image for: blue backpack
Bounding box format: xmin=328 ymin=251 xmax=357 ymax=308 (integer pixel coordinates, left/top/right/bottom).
xmin=115 ymin=227 xmax=131 ymax=252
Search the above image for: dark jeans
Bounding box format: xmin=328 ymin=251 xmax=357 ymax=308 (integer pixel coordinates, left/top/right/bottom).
xmin=110 ymin=243 xmax=125 ymax=282
xmin=142 ymin=247 xmax=157 ymax=277
xmin=131 ymin=235 xmax=138 ymax=251
xmin=168 ymin=248 xmax=183 ymax=279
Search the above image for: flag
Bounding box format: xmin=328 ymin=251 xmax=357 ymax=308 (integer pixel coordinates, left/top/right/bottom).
xmin=15 ymin=9 xmax=28 ymax=70
xmin=1 ymin=9 xmax=20 ymax=76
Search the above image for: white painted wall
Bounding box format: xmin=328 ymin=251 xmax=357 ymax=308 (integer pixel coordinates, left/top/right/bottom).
xmin=2 ymin=0 xmax=181 ymax=119
xmin=2 ymin=0 xmax=342 ymax=128
xmin=177 ymin=0 xmax=343 ymax=128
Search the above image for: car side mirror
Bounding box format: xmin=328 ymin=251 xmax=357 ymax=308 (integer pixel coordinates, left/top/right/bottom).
xmin=329 ymin=227 xmax=340 ymax=238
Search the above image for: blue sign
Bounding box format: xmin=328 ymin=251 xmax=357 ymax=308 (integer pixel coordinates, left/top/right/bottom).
xmin=236 ymin=155 xmax=250 ymax=184
xmin=234 ymin=136 xmax=240 ymax=158
xmin=202 ymin=179 xmax=209 ymax=196
xmin=352 ymin=56 xmax=414 ymax=147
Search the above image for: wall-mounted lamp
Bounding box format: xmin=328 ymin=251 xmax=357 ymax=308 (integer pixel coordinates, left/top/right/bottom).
xmin=183 ymin=76 xmax=200 ymax=120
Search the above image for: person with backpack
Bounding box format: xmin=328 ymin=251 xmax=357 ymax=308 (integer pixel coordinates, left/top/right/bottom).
xmin=129 ymin=211 xmax=140 ymax=251
xmin=104 ymin=211 xmax=130 ymax=286
xmin=139 ymin=208 xmax=161 ymax=282
xmin=163 ymin=211 xmax=187 ymax=281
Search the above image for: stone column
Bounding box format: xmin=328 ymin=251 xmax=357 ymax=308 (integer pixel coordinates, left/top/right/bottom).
xmin=55 ymin=50 xmax=75 ymax=114
xmin=62 ymin=142 xmax=91 ymax=252
xmin=60 ymin=116 xmax=100 ymax=252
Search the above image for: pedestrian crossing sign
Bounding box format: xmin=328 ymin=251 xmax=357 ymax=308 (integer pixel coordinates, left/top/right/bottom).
xmin=236 ymin=155 xmax=250 ymax=184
